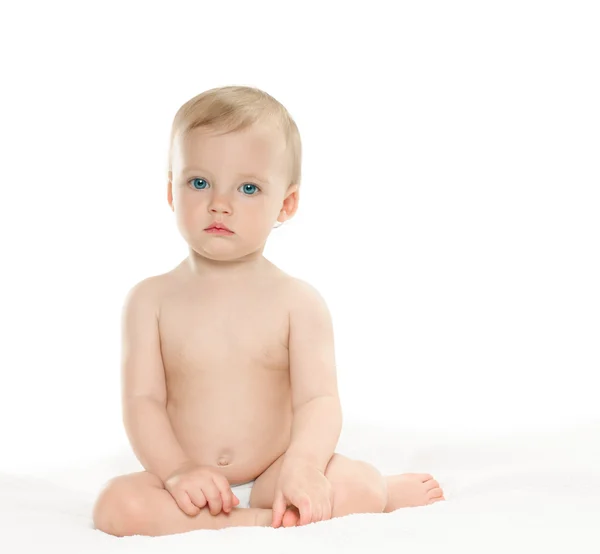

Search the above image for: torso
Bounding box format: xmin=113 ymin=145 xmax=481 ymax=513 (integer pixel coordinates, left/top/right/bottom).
xmin=156 ymin=259 xmax=293 ymax=485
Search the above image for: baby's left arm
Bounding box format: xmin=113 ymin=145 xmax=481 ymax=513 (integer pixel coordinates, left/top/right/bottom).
xmin=284 ymin=279 xmax=343 ymax=473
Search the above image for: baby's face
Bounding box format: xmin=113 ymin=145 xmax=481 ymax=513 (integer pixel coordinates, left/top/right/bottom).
xmin=169 ymin=123 xmax=294 ymax=261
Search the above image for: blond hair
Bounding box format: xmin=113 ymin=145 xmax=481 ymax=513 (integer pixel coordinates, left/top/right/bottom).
xmin=167 ymin=85 xmax=302 ymax=188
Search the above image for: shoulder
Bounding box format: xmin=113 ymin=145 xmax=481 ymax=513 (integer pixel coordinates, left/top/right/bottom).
xmin=280 ymin=277 xmax=335 ymax=346
xmin=122 ymin=258 xmax=191 ymax=312
xmin=281 ymin=275 xmax=331 ymax=314
xmin=121 ymin=272 xmax=173 ymax=318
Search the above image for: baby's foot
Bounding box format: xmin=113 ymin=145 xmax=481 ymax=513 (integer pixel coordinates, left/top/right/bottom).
xmin=384 ymin=473 xmax=445 ymax=511
xmin=281 ymin=507 xmax=301 ymax=527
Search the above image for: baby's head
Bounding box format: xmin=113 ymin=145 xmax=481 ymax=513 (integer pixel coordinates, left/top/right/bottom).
xmin=166 ymin=85 xmax=301 ymax=263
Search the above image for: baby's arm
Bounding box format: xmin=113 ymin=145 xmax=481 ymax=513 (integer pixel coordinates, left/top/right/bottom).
xmin=121 ymin=278 xmax=193 ymax=483
xmin=285 ymin=280 xmax=343 ymax=472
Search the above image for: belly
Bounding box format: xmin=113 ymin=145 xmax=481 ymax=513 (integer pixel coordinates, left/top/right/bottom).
xmin=166 ymin=371 xmax=293 ymax=484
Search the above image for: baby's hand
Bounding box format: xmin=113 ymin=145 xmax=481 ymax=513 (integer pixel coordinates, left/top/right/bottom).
xmin=164 ymin=462 xmax=240 ymax=516
xmin=272 ymin=458 xmax=333 ymax=527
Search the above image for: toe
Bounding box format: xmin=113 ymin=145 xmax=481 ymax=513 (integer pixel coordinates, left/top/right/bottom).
xmin=426 ymin=479 xmax=440 ymax=490
xmin=419 ymin=474 xmax=434 ymax=481
xmin=282 ymin=508 xmax=301 ymax=527
xmin=428 ymin=487 xmax=444 ymax=498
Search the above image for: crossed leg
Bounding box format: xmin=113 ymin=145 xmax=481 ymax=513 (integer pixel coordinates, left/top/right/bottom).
xmin=92 ymin=454 xmax=445 ymax=536
xmin=249 ymin=452 xmax=445 ymax=527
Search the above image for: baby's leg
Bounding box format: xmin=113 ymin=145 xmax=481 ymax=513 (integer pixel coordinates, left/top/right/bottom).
xmin=93 ymin=471 xmax=272 ymax=537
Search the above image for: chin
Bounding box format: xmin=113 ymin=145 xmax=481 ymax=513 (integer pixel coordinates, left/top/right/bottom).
xmin=195 ymin=247 xmax=238 ymax=262
xmin=189 ymin=240 xmax=245 ymax=260
xmin=193 ymin=241 xmax=267 ymax=263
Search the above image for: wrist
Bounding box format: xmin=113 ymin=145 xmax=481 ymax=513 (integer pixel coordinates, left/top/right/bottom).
xmin=162 ymin=459 xmax=197 ymax=483
xmin=284 ymin=451 xmax=327 ymax=472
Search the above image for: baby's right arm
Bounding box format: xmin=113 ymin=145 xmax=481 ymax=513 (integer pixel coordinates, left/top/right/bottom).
xmin=120 ymin=277 xmax=193 ymax=483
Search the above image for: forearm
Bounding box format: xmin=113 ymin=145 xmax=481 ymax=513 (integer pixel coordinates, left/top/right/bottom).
xmin=123 ymin=397 xmax=193 ymax=483
xmin=285 ymin=395 xmax=343 ymax=472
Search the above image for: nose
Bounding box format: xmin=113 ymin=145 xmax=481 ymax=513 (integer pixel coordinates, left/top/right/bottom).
xmin=208 ymin=193 xmax=232 ymax=215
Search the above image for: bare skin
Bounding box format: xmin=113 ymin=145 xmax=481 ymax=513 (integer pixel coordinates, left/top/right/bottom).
xmin=92 ymin=260 xmax=444 ymax=536
xmin=159 ymin=259 xmax=294 ymax=487
xmin=158 ymin=260 xmax=444 ymax=511
xmin=92 ymin=121 xmax=444 ymax=537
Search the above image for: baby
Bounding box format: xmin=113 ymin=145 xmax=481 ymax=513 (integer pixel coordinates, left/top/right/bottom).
xmin=92 ymin=85 xmax=445 ymax=537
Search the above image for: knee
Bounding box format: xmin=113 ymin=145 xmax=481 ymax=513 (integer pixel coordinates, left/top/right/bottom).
xmin=335 ymin=460 xmax=388 ymax=513
xmin=92 ymin=477 xmax=147 ymax=537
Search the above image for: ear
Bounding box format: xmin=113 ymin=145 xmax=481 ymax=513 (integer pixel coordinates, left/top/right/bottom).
xmin=278 ymin=184 xmax=299 ymax=222
xmin=167 ymin=172 xmax=175 ymax=211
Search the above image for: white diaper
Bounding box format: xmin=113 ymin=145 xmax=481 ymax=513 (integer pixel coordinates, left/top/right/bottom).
xmin=231 ymin=479 xmax=255 ymax=509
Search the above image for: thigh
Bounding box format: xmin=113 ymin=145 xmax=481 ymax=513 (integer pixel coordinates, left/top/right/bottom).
xmin=95 ymin=470 xmax=164 ymax=508
xmin=94 ymin=471 xmax=165 ymax=508
xmin=102 ymin=471 xmax=164 ymax=491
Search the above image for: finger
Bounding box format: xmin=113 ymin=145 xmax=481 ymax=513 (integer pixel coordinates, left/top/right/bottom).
xmin=317 ymin=500 xmax=327 ymax=523
xmin=186 ymin=488 xmax=207 ymax=510
xmin=228 ymin=486 xmax=239 ymax=509
xmin=213 ymin=475 xmax=235 ymax=513
xmin=298 ymin=495 xmax=312 ymax=526
xmin=272 ymin=493 xmax=286 ymax=528
xmin=174 ymin=490 xmax=201 ymax=517
xmin=323 ymin=499 xmax=333 ymax=521
xmin=202 ymin=480 xmax=223 ymax=515
xmin=307 ymin=498 xmax=319 ymax=524
xmin=319 ymin=501 xmax=328 ymax=522
xmin=312 ymin=504 xmax=322 ymax=523
xmin=272 ymin=492 xmax=287 ymax=528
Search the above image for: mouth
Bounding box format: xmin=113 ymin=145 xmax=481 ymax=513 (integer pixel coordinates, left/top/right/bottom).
xmin=204 ymin=224 xmax=234 ymax=235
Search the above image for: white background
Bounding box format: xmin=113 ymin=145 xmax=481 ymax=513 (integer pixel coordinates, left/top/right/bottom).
xmin=0 ymin=1 xmax=598 ymax=474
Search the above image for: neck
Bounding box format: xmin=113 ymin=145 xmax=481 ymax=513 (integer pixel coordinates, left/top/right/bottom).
xmin=185 ymin=247 xmax=269 ymax=281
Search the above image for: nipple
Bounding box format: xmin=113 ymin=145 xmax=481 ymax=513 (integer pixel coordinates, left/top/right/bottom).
xmin=217 ymin=456 xmax=230 ymax=466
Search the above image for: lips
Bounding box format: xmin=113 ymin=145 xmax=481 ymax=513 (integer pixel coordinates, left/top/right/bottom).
xmin=205 ymin=222 xmax=233 ymax=232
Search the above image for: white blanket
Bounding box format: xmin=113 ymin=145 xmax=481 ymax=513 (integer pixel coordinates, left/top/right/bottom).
xmin=2 ymin=420 xmax=599 ymax=553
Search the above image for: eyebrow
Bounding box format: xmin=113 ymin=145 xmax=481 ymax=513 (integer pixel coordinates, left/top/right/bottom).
xmin=181 ymin=167 xmax=269 ymax=183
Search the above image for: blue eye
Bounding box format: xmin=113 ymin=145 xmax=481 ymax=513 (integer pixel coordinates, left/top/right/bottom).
xmin=190 ymin=178 xmax=208 ymax=190
xmin=188 ymin=178 xmax=260 ymax=195
xmin=240 ymin=184 xmax=259 ymax=195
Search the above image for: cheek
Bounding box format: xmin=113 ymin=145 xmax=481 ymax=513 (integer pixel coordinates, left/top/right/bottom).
xmin=174 ymin=200 xmax=202 ymax=229
xmin=248 ymin=202 xmax=277 ymax=225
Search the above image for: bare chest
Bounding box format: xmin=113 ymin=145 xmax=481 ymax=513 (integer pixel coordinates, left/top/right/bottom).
xmin=158 ymin=285 xmax=290 ymax=384
xmin=154 ymin=276 xmax=293 ymax=480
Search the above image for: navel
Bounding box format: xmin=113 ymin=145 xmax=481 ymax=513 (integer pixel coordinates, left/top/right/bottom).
xmin=217 ymin=454 xmax=232 ymax=466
